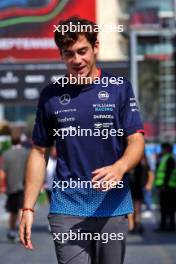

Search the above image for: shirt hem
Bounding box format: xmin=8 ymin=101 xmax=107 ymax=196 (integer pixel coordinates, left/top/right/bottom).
xmin=49 ymin=209 xmax=134 ymax=217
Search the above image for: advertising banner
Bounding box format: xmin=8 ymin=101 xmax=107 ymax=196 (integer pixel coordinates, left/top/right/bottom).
xmin=0 ymin=0 xmax=96 ymax=61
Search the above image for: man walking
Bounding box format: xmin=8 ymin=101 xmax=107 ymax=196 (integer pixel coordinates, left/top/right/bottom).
xmin=19 ymin=17 xmax=145 ymax=264
xmin=0 ymin=130 xmax=29 ymax=241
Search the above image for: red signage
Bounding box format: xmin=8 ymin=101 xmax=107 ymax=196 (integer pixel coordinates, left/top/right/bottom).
xmin=0 ymin=0 xmax=96 ymax=61
xmin=130 ymin=8 xmax=159 ymax=27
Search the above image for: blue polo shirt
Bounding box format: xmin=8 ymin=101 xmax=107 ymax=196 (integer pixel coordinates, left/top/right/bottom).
xmin=32 ymin=70 xmax=144 ymax=217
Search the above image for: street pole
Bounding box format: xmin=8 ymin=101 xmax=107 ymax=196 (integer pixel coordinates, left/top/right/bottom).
xmin=130 ymin=30 xmax=138 ymax=100
xmin=0 ymin=105 xmax=5 ymax=121
xmin=173 ymin=0 xmax=176 ymax=24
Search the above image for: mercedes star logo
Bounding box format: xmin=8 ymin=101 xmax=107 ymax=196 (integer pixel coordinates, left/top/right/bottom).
xmin=59 ymin=94 xmax=71 ymax=105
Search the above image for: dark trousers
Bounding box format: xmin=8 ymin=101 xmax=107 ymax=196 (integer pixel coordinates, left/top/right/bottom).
xmin=159 ymin=188 xmax=176 ymax=230
xmin=48 ymin=214 xmax=128 ymax=264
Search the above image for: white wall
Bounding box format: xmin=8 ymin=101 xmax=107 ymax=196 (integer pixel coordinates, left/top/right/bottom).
xmin=96 ymin=0 xmax=125 ymax=60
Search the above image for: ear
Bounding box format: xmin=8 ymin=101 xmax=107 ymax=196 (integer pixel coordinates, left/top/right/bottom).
xmin=60 ymin=49 xmax=64 ymax=60
xmin=60 ymin=50 xmax=66 ymax=64
xmin=93 ymin=40 xmax=99 ymax=55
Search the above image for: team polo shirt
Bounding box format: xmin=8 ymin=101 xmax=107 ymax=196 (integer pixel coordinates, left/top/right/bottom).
xmin=32 ymin=70 xmax=144 ymax=217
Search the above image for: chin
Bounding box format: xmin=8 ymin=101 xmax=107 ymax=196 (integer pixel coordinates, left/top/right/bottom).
xmin=82 ymin=69 xmax=91 ymax=77
xmin=76 ymin=71 xmax=88 ymax=78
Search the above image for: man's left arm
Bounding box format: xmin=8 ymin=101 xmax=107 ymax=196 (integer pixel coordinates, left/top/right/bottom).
xmin=92 ymin=80 xmax=145 ymax=190
xmin=92 ymin=133 xmax=144 ymax=190
xmin=114 ymin=132 xmax=145 ymax=174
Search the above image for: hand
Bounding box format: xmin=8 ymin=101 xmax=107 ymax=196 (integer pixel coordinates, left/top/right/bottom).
xmin=145 ymin=184 xmax=152 ymax=191
xmin=19 ymin=210 xmax=34 ymax=250
xmin=91 ymin=162 xmax=125 ymax=191
xmin=0 ymin=186 xmax=5 ymax=193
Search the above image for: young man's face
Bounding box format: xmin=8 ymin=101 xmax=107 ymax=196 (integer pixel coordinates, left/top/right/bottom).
xmin=61 ymin=34 xmax=99 ymax=77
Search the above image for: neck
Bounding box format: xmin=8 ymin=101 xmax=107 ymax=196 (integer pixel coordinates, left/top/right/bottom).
xmin=87 ymin=65 xmax=99 ymax=80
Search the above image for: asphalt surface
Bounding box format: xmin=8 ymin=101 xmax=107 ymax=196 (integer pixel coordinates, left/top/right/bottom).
xmin=0 ymin=195 xmax=176 ymax=264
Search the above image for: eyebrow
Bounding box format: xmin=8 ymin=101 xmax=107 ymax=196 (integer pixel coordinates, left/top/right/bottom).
xmin=63 ymin=46 xmax=88 ymax=53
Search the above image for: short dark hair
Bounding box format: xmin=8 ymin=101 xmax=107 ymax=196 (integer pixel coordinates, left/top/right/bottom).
xmin=54 ymin=16 xmax=98 ymax=51
xmin=10 ymin=129 xmax=21 ymax=145
xmin=161 ymin=142 xmax=173 ymax=152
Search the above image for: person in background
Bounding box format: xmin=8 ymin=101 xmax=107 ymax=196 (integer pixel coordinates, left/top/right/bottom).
xmin=45 ymin=146 xmax=57 ymax=203
xmin=141 ymin=156 xmax=154 ymax=218
xmin=129 ymin=155 xmax=153 ymax=233
xmin=155 ymin=143 xmax=176 ymax=231
xmin=0 ymin=130 xmax=29 ymax=241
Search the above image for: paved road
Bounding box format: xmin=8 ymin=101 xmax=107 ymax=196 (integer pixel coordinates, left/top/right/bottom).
xmin=126 ymin=223 xmax=176 ymax=264
xmin=0 ymin=196 xmax=176 ymax=264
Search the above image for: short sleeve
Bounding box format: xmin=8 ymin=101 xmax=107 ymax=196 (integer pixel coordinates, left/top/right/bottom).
xmin=32 ymin=93 xmax=54 ymax=147
xmin=120 ymin=81 xmax=144 ymax=137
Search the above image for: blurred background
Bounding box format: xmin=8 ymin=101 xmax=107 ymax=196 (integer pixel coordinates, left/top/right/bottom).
xmin=0 ymin=0 xmax=176 ymax=263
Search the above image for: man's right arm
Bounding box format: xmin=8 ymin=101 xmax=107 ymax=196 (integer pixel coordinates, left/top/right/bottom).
xmin=19 ymin=145 xmax=49 ymax=250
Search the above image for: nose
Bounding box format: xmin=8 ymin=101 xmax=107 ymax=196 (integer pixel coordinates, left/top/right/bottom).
xmin=73 ymin=53 xmax=82 ymax=65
